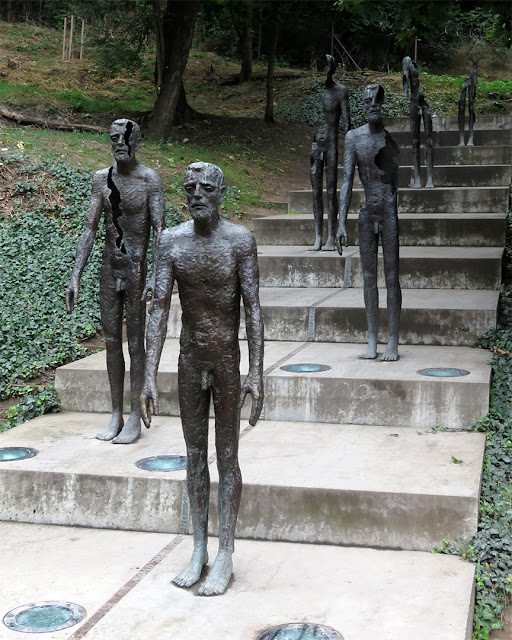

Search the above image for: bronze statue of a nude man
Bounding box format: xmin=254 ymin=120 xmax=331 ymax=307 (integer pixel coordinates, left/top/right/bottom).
xmin=66 ymin=118 xmax=165 ymax=444
xmin=336 ymin=85 xmax=401 ymax=361
xmin=141 ymin=162 xmax=264 ymax=596
xmin=312 ymin=54 xmax=351 ymax=251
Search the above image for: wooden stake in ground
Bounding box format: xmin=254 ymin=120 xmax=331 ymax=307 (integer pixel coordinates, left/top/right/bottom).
xmin=68 ymin=15 xmax=74 ymax=60
xmin=80 ymin=19 xmax=85 ymax=60
xmin=62 ymin=17 xmax=67 ymax=61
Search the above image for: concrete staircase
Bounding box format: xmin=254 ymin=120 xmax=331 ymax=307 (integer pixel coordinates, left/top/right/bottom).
xmin=0 ymin=115 xmax=509 ymax=639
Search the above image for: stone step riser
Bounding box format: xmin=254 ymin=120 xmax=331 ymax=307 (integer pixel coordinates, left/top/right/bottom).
xmin=252 ymin=214 xmax=507 ymax=247
xmin=55 ymin=342 xmax=491 ymax=429
xmin=338 ymin=164 xmax=511 ymax=188
xmin=343 ymin=145 xmax=510 ymax=165
xmin=370 ymin=129 xmax=507 ymax=147
xmin=166 ymin=303 xmax=496 ymax=347
xmin=385 ymin=114 xmax=511 ymax=132
xmin=289 ymin=186 xmax=509 ymax=215
xmin=258 ymin=254 xmax=502 ymax=290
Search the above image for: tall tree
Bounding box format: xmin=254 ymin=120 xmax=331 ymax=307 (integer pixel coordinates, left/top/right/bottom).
xmin=264 ymin=3 xmax=279 ymax=123
xmin=229 ymin=0 xmax=254 ymax=82
xmin=147 ymin=0 xmax=201 ymax=140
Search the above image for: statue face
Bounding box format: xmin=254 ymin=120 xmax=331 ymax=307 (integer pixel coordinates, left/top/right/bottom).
xmin=363 ymin=85 xmax=383 ymax=124
xmin=184 ymin=168 xmax=225 ymax=224
xmin=110 ymin=122 xmax=136 ymax=164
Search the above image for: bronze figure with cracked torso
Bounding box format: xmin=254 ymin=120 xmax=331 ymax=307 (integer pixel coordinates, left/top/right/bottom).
xmin=65 ymin=118 xmax=165 ymax=444
xmin=141 ymin=162 xmax=264 ymax=596
xmin=458 ymin=61 xmax=478 ymax=147
xmin=336 ymin=84 xmax=401 ymax=361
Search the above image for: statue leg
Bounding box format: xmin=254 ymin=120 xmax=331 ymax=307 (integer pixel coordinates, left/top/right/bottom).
xmin=113 ymin=263 xmax=145 ymax=444
xmin=322 ymin=141 xmax=338 ymax=251
xmin=96 ymin=264 xmax=125 ymax=441
xmin=422 ymin=107 xmax=435 ymax=188
xmin=467 ymin=91 xmax=475 ymax=146
xmin=410 ymin=105 xmax=421 ymax=188
xmin=173 ymin=351 xmax=211 ymax=589
xmin=358 ymin=214 xmax=379 ymax=359
xmin=458 ymin=89 xmax=466 ymax=146
xmin=309 ymin=151 xmax=324 ymax=251
xmin=198 ymin=351 xmax=241 ymax=597
xmin=380 ymin=216 xmax=401 ymax=361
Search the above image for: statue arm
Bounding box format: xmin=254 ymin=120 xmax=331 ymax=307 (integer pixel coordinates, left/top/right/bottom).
xmin=141 ymin=231 xmax=175 ymax=427
xmin=65 ymin=171 xmax=103 ymax=313
xmin=238 ymin=231 xmax=264 ymax=426
xmin=336 ymin=132 xmax=356 ymax=255
xmin=402 ymin=57 xmax=410 ymax=97
xmin=341 ymin=87 xmax=351 ymax=132
xmin=143 ymin=170 xmax=166 ymax=300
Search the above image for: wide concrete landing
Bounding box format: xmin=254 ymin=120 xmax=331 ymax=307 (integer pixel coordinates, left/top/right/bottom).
xmin=55 ymin=339 xmax=491 ymax=428
xmin=257 ymin=245 xmax=503 ymax=289
xmin=0 ymin=413 xmax=485 ymax=549
xmin=252 ymin=213 xmax=507 ymax=247
xmin=166 ymin=287 xmax=498 ymax=346
xmin=289 ymin=185 xmax=509 ymax=214
xmin=0 ymin=522 xmax=475 ymax=640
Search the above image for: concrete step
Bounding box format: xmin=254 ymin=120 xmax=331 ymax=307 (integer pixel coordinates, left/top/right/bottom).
xmin=338 ymin=164 xmax=512 ymax=188
xmin=55 ymin=339 xmax=491 ymax=428
xmin=0 ymin=520 xmax=476 ymax=640
xmin=289 ymin=185 xmax=509 ymax=215
xmin=377 ymin=128 xmax=508 ymax=147
xmin=257 ymin=245 xmax=503 ymax=290
xmin=252 ymin=213 xmax=507 ymax=247
xmin=0 ymin=413 xmax=484 ymax=551
xmin=341 ymin=145 xmax=510 ymax=166
xmin=386 ymin=113 xmax=511 ymax=132
xmin=166 ymin=288 xmax=498 ymax=347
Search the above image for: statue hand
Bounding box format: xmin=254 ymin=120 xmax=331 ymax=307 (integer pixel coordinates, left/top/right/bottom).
xmin=336 ymin=227 xmax=348 ymax=256
xmin=141 ymin=378 xmax=159 ymax=429
xmin=238 ymin=371 xmax=264 ymax=426
xmin=142 ymin=275 xmax=155 ymax=302
xmin=65 ymin=280 xmax=79 ymax=314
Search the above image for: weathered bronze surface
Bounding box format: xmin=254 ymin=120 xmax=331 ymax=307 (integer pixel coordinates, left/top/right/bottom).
xmin=141 ymin=162 xmax=264 ymax=596
xmin=336 ymin=85 xmax=401 ymax=361
xmin=310 ymin=54 xmax=351 ymax=251
xmin=402 ymin=56 xmax=434 ymax=188
xmin=66 ymin=119 xmax=165 ymax=444
xmin=458 ymin=61 xmax=478 ymax=146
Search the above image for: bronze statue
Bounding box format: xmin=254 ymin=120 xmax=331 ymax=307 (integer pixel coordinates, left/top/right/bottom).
xmin=311 ymin=54 xmax=351 ymax=251
xmin=402 ymin=56 xmax=434 ymax=188
xmin=458 ymin=61 xmax=478 ymax=147
xmin=336 ymin=84 xmax=401 ymax=361
xmin=309 ymin=121 xmax=328 ymax=251
xmin=141 ymin=162 xmax=264 ymax=596
xmin=65 ymin=118 xmax=165 ymax=444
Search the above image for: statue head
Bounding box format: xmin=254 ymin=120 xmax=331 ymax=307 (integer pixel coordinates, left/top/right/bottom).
xmin=110 ymin=119 xmax=141 ymax=164
xmin=363 ymin=84 xmax=385 ymax=124
xmin=184 ymin=162 xmax=226 ymax=224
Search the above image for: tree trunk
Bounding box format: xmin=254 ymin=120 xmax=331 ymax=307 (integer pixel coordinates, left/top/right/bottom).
xmin=152 ymin=0 xmax=165 ymax=96
xmin=229 ymin=1 xmax=253 ymax=83
xmin=147 ymin=0 xmax=200 ymax=141
xmin=7 ymin=0 xmax=13 ymax=23
xmin=239 ymin=21 xmax=253 ymax=82
xmin=265 ymin=19 xmax=279 ymax=123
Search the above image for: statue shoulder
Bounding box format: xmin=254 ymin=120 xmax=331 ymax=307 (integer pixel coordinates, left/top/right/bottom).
xmin=227 ymin=221 xmax=256 ymax=254
xmin=137 ymin=165 xmax=163 ymax=188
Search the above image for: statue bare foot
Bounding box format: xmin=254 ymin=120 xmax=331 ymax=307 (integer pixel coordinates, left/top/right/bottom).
xmin=96 ymin=411 xmax=123 ymax=441
xmin=308 ymin=236 xmax=322 ymax=251
xmin=197 ymin=550 xmax=233 ymax=596
xmin=112 ymin=413 xmax=141 ymax=444
xmin=467 ymin=139 xmax=474 ymax=147
xmin=173 ymin=548 xmax=208 ymax=589
xmin=412 ymin=179 xmax=422 ymax=189
xmin=322 ymin=237 xmax=336 ymax=251
xmin=360 ymin=345 xmax=378 ymax=359
xmin=381 ymin=340 xmax=399 ymax=361
xmin=458 ymin=140 xmax=465 ymax=147
xmin=425 ymin=179 xmax=434 ymax=188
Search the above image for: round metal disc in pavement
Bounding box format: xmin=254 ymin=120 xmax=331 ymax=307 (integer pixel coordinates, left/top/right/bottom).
xmin=258 ymin=623 xmax=344 ymax=640
xmin=0 ymin=447 xmax=38 ymax=462
xmin=135 ymin=455 xmax=187 ymax=471
xmin=280 ymin=363 xmax=331 ymax=373
xmin=3 ymin=601 xmax=85 ymax=633
xmin=417 ymin=367 xmax=470 ymax=378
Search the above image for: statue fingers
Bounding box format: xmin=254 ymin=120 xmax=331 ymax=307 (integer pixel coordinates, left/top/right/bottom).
xmin=238 ymin=385 xmax=249 ymax=412
xmin=249 ymin=389 xmax=264 ymax=426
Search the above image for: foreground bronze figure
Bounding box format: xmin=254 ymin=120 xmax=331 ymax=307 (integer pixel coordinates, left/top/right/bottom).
xmin=402 ymin=56 xmax=434 ymax=188
xmin=141 ymin=162 xmax=264 ymax=596
xmin=66 ymin=119 xmax=165 ymax=444
xmin=336 ymin=84 xmax=401 ymax=361
xmin=310 ymin=54 xmax=351 ymax=251
xmin=458 ymin=61 xmax=478 ymax=147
